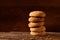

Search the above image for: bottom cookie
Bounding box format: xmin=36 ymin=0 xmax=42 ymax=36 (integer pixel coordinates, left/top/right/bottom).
xmin=30 ymin=31 xmax=46 ymax=36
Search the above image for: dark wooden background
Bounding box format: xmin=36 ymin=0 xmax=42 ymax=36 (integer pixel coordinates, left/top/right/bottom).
xmin=0 ymin=0 xmax=60 ymax=32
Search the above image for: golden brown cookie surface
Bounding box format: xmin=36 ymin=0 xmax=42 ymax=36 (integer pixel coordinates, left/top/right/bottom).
xmin=28 ymin=17 xmax=45 ymax=22
xmin=29 ymin=11 xmax=46 ymax=17
xmin=30 ymin=26 xmax=46 ymax=32
xmin=30 ymin=31 xmax=46 ymax=36
xmin=28 ymin=22 xmax=45 ymax=28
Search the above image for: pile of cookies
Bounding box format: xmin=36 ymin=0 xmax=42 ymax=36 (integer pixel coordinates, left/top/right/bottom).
xmin=28 ymin=11 xmax=46 ymax=36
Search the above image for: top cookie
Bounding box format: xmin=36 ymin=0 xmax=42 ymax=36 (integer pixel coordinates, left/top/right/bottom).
xmin=29 ymin=11 xmax=46 ymax=17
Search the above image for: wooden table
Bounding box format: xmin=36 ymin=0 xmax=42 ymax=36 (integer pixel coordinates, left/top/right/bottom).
xmin=0 ymin=32 xmax=60 ymax=40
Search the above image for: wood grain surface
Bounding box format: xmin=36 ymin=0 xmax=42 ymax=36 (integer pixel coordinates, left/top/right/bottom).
xmin=0 ymin=32 xmax=60 ymax=40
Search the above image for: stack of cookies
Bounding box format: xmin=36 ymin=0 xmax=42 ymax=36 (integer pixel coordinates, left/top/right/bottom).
xmin=28 ymin=11 xmax=46 ymax=36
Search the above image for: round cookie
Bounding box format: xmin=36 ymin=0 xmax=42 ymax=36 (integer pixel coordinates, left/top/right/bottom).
xmin=29 ymin=11 xmax=46 ymax=17
xmin=28 ymin=17 xmax=45 ymax=22
xmin=30 ymin=31 xmax=46 ymax=36
xmin=30 ymin=26 xmax=46 ymax=32
xmin=28 ymin=22 xmax=44 ymax=28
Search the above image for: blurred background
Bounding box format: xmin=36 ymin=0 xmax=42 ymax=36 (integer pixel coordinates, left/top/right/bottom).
xmin=0 ymin=0 xmax=60 ymax=32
